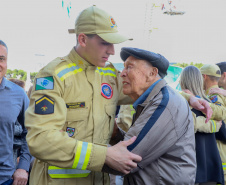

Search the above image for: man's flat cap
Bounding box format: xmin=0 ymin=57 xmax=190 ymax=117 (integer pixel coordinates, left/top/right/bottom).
xmin=120 ymin=47 xmax=169 ymax=78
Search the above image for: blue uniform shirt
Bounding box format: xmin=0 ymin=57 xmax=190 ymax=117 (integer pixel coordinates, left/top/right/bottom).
xmin=0 ymin=77 xmax=32 ymax=183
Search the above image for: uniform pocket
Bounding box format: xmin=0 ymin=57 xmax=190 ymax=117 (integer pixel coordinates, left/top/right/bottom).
xmin=103 ymin=104 xmax=117 ymax=140
xmin=65 ymin=108 xmax=89 ymax=140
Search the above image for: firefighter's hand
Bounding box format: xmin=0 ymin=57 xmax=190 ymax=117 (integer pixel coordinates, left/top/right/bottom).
xmin=105 ymin=136 xmax=142 ymax=174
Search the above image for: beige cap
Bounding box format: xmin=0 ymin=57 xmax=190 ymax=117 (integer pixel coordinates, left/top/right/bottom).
xmin=68 ymin=5 xmax=132 ymax=44
xmin=200 ymin=64 xmax=221 ymax=77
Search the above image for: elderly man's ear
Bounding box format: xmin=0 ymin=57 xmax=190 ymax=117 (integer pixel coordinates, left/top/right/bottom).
xmin=147 ymin=67 xmax=158 ymax=82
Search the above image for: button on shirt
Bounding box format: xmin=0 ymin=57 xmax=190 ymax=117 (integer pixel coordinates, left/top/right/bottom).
xmin=0 ymin=77 xmax=32 ymax=184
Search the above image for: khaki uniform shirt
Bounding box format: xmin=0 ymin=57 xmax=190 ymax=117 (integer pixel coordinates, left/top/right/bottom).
xmin=207 ymin=85 xmax=226 ymax=175
xmin=25 ymin=48 xmax=132 ymax=185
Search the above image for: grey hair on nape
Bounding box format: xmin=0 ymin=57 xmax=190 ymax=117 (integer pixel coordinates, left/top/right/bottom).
xmin=179 ymin=66 xmax=210 ymax=102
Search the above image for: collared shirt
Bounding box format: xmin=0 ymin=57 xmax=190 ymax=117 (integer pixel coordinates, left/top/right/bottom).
xmin=0 ymin=77 xmax=32 ymax=183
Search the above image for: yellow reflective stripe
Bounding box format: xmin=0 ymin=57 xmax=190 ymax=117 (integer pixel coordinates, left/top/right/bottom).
xmin=55 ymin=63 xmax=83 ymax=81
xmin=95 ymin=67 xmax=116 ymax=77
xmin=55 ymin=63 xmax=76 ymax=74
xmin=49 ymin=173 xmax=90 ymax=178
xmin=223 ymin=163 xmax=226 ymax=170
xmin=211 ymin=120 xmax=216 ymax=133
xmin=81 ymin=143 xmax=92 ymax=170
xmin=60 ymin=68 xmax=83 ymax=81
xmin=72 ymin=141 xmax=83 ymax=168
xmin=36 ymin=97 xmax=54 ymax=104
xmin=130 ymin=105 xmax=136 ymax=116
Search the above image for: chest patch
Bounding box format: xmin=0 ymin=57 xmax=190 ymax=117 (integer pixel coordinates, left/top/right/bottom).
xmin=66 ymin=102 xmax=85 ymax=109
xmin=101 ymin=83 xmax=113 ymax=99
xmin=66 ymin=127 xmax=75 ymax=137
xmin=210 ymin=95 xmax=218 ymax=103
xmin=35 ymin=95 xmax=54 ymax=114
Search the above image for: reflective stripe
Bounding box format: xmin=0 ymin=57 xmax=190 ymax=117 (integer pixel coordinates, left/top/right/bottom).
xmin=211 ymin=120 xmax=216 ymax=133
xmin=55 ymin=63 xmax=83 ymax=81
xmin=223 ymin=163 xmax=226 ymax=170
xmin=95 ymin=67 xmax=116 ymax=77
xmin=48 ymin=167 xmax=90 ymax=178
xmin=48 ymin=141 xmax=92 ymax=178
xmin=130 ymin=105 xmax=136 ymax=116
xmin=72 ymin=141 xmax=92 ymax=170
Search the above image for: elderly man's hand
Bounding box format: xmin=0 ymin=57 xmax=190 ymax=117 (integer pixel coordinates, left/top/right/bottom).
xmin=189 ymin=96 xmax=213 ymax=123
xmin=209 ymin=88 xmax=226 ymax=96
xmin=105 ymin=136 xmax=142 ymax=175
xmin=12 ymin=169 xmax=28 ymax=185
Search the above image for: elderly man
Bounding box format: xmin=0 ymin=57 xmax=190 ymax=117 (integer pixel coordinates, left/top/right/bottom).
xmin=104 ymin=47 xmax=196 ymax=185
xmin=0 ymin=40 xmax=32 ymax=185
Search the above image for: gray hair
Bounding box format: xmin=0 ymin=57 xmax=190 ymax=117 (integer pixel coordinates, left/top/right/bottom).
xmin=0 ymin=40 xmax=8 ymax=52
xmin=179 ymin=66 xmax=210 ymax=101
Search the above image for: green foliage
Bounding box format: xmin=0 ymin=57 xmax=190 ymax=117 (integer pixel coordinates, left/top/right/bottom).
xmin=6 ymin=69 xmax=38 ymax=82
xmin=173 ymin=62 xmax=204 ymax=69
xmin=30 ymin=72 xmax=38 ymax=83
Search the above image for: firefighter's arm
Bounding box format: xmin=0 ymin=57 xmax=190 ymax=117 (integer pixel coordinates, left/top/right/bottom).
xmin=25 ymin=66 xmax=107 ymax=172
xmin=193 ymin=112 xmax=222 ymax=133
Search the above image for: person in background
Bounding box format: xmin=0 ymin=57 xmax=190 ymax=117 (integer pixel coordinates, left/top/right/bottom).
xmin=200 ymin=64 xmax=226 ymax=185
xmin=0 ymin=40 xmax=32 ymax=185
xmin=8 ymin=78 xmax=26 ymax=90
xmin=25 ymin=5 xmax=142 ymax=185
xmin=180 ymin=65 xmax=224 ymax=185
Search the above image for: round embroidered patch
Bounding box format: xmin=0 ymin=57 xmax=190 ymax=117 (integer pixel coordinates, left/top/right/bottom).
xmin=210 ymin=95 xmax=218 ymax=103
xmin=110 ymin=16 xmax=117 ymax=28
xmin=101 ymin=83 xmax=113 ymax=99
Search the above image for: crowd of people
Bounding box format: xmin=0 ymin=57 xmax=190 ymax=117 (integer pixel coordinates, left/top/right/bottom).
xmin=1 ymin=5 xmax=226 ymax=185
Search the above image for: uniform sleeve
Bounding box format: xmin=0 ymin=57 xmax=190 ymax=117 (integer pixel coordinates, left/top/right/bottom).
xmin=116 ymin=105 xmax=135 ymax=132
xmin=25 ymin=66 xmax=107 ymax=171
xmin=215 ymin=121 xmax=226 ymax=142
xmin=17 ymin=93 xmax=32 ymax=171
xmin=124 ymin=103 xmax=178 ymax=173
xmin=210 ymin=103 xmax=226 ymax=120
xmin=193 ymin=112 xmax=221 ymax=133
xmin=179 ymin=91 xmax=191 ymax=101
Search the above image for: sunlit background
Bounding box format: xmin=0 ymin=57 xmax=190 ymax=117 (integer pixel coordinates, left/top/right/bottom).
xmin=1 ymin=0 xmax=226 ymax=90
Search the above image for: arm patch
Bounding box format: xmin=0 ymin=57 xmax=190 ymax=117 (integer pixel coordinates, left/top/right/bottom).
xmin=35 ymin=95 xmax=54 ymax=114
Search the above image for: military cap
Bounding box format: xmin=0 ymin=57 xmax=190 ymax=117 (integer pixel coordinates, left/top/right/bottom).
xmin=120 ymin=47 xmax=169 ymax=78
xmin=200 ymin=64 xmax=221 ymax=77
xmin=68 ymin=5 xmax=132 ymax=44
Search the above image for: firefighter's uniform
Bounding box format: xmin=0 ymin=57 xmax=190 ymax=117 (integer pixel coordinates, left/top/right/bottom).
xmin=25 ymin=48 xmax=132 ymax=185
xmin=207 ymin=85 xmax=226 ymax=184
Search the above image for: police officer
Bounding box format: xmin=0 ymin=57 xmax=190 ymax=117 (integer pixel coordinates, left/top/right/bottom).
xmin=25 ymin=5 xmax=141 ymax=185
xmin=201 ymin=64 xmax=226 ymax=184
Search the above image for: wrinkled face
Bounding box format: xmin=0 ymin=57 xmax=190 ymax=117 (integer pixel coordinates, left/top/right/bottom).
xmin=83 ymin=35 xmax=115 ymax=67
xmin=0 ymin=45 xmax=7 ymax=84
xmin=120 ymin=56 xmax=154 ymax=100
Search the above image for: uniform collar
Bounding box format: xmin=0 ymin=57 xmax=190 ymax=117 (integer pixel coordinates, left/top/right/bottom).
xmin=68 ymin=47 xmax=95 ymax=70
xmin=206 ymin=84 xmax=218 ymax=95
xmin=0 ymin=77 xmax=12 ymax=90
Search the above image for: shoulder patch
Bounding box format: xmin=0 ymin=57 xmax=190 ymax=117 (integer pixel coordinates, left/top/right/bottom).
xmin=36 ymin=76 xmax=54 ymax=90
xmin=35 ymin=95 xmax=54 ymax=114
xmin=210 ymin=95 xmax=218 ymax=103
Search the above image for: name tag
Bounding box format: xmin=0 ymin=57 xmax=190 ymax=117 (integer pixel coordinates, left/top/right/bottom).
xmin=66 ymin=102 xmax=85 ymax=109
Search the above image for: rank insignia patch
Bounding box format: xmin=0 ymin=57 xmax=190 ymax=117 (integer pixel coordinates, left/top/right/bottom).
xmin=66 ymin=102 xmax=85 ymax=109
xmin=210 ymin=95 xmax=218 ymax=103
xmin=66 ymin=127 xmax=75 ymax=137
xmin=35 ymin=95 xmax=54 ymax=114
xmin=101 ymin=83 xmax=113 ymax=99
xmin=36 ymin=76 xmax=54 ymax=90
